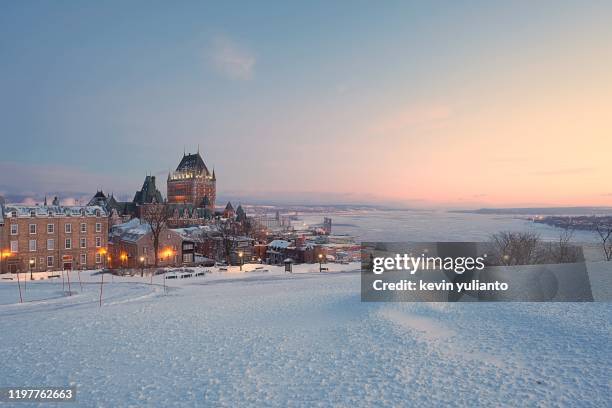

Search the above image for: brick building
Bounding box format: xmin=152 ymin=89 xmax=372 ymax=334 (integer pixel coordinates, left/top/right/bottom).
xmin=167 ymin=151 xmax=216 ymax=211
xmin=0 ymin=201 xmax=108 ymax=273
xmin=108 ymin=218 xmax=182 ymax=268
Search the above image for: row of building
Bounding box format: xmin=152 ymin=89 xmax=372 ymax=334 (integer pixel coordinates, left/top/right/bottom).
xmin=0 ymin=150 xmax=354 ymax=274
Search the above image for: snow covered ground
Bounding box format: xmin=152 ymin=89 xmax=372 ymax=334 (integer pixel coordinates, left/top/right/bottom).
xmin=0 ymin=264 xmax=610 ymax=407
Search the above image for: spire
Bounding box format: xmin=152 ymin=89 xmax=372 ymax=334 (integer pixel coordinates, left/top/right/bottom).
xmin=197 ymin=143 xmax=200 ymax=154
xmin=212 ymin=167 xmax=216 ymax=180
xmin=43 ymin=196 xmax=47 ymax=206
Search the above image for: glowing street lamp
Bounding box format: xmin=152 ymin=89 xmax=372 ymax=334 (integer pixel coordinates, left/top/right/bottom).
xmin=318 ymin=253 xmax=323 ymax=272
xmin=139 ymin=256 xmax=145 ymax=277
xmin=29 ymin=258 xmax=35 ymax=281
xmin=0 ymin=250 xmax=12 ymax=274
xmin=238 ymin=251 xmax=244 ymax=271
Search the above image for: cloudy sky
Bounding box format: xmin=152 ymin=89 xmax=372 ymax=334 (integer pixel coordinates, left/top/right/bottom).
xmin=1 ymin=1 xmax=611 ymax=208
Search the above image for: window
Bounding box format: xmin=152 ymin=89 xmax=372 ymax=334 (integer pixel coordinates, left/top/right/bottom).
xmin=29 ymin=224 xmax=36 ymax=234
xmin=29 ymin=240 xmax=36 ymax=252
xmin=95 ymin=209 xmax=101 ymax=217
xmin=47 ymin=239 xmax=54 ymax=250
xmin=65 ymin=223 xmax=72 ymax=233
xmin=10 ymin=224 xmax=18 ymax=235
xmin=47 ymin=224 xmax=54 ymax=234
xmin=95 ymin=223 xmax=102 ymax=233
xmin=65 ymin=238 xmax=71 ymax=249
xmin=30 ymin=211 xmax=36 ymax=217
xmin=95 ymin=237 xmax=102 ymax=248
xmin=80 ymin=253 xmax=87 ymax=266
xmin=80 ymin=238 xmax=86 ymax=248
xmin=95 ymin=253 xmax=102 ymax=264
xmin=47 ymin=256 xmax=54 ymax=268
xmin=80 ymin=223 xmax=86 ymax=233
xmin=11 ymin=211 xmax=17 ymax=218
xmin=10 ymin=241 xmax=18 ymax=253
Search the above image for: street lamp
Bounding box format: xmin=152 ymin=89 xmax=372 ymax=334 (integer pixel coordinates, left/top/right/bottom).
xmin=318 ymin=253 xmax=323 ymax=272
xmin=139 ymin=256 xmax=145 ymax=277
xmin=0 ymin=250 xmax=12 ymax=274
xmin=238 ymin=251 xmax=244 ymax=271
xmin=29 ymin=258 xmax=35 ymax=281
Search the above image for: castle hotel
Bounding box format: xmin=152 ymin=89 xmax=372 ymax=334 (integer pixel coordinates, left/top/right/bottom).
xmin=167 ymin=152 xmax=216 ymax=210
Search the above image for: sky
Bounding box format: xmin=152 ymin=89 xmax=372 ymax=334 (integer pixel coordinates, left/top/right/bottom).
xmin=1 ymin=1 xmax=611 ymax=208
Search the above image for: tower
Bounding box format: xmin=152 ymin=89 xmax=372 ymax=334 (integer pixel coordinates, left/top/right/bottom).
xmin=167 ymin=151 xmax=216 ymax=210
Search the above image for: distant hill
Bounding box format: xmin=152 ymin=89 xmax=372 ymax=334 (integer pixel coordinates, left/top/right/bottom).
xmin=451 ymin=207 xmax=612 ymax=216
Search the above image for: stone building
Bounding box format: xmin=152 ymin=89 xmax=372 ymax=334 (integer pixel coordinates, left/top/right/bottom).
xmin=0 ymin=201 xmax=109 ymax=273
xmin=167 ymin=151 xmax=216 ymax=211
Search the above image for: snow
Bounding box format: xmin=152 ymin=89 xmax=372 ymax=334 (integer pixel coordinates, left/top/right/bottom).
xmin=0 ymin=263 xmax=610 ymax=407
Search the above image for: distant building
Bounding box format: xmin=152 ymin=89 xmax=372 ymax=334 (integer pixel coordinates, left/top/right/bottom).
xmin=167 ymin=151 xmax=216 ymax=211
xmin=223 ymin=202 xmax=235 ymax=219
xmin=0 ymin=202 xmax=108 ymax=273
xmin=88 ymin=175 xmax=164 ymax=226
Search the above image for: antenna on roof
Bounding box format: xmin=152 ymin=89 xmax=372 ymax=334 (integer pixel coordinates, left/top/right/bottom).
xmin=197 ymin=144 xmax=200 ymax=154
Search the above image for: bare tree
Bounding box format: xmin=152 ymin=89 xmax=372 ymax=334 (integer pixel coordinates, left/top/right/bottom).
xmin=548 ymin=228 xmax=582 ymax=263
xmin=596 ymin=223 xmax=612 ymax=261
xmin=490 ymin=231 xmax=541 ymax=266
xmin=217 ymin=220 xmax=235 ymax=264
xmin=142 ymin=203 xmax=171 ymax=267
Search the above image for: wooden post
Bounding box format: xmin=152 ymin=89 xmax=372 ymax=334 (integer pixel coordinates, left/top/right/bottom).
xmin=16 ymin=271 xmax=23 ymax=303
xmin=99 ymin=271 xmax=104 ymax=307
xmin=77 ymin=269 xmax=83 ymax=292
xmin=66 ymin=269 xmax=72 ymax=296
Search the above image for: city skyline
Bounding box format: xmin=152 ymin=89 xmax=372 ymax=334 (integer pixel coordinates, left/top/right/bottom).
xmin=2 ymin=1 xmax=611 ymax=208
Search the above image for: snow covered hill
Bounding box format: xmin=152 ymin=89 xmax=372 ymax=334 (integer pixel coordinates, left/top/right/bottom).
xmin=0 ymin=264 xmax=610 ymax=407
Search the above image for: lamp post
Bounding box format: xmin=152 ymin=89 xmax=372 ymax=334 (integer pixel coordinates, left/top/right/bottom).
xmin=29 ymin=258 xmax=34 ymax=281
xmin=318 ymin=253 xmax=323 ymax=272
xmin=238 ymin=251 xmax=243 ymax=271
xmin=139 ymin=256 xmax=145 ymax=277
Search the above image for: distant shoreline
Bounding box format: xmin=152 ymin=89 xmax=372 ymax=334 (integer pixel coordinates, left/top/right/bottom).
xmin=451 ymin=207 xmax=612 ymax=216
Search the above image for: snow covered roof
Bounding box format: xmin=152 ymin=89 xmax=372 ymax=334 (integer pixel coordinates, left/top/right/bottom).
xmin=268 ymin=239 xmax=291 ymax=249
xmin=110 ymin=218 xmax=151 ymax=243
xmin=3 ymin=204 xmax=107 ymax=218
xmin=172 ymin=225 xmax=213 ymax=240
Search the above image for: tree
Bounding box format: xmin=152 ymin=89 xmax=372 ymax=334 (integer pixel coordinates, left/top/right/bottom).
xmin=490 ymin=231 xmax=541 ymax=266
xmin=142 ymin=203 xmax=171 ymax=267
xmin=217 ymin=219 xmax=235 ymax=264
xmin=596 ymin=223 xmax=612 ymax=261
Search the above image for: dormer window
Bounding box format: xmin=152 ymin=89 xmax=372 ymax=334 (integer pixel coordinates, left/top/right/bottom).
xmin=95 ymin=209 xmax=101 ymax=217
xmin=30 ymin=210 xmax=36 ymax=217
xmin=11 ymin=211 xmax=17 ymax=218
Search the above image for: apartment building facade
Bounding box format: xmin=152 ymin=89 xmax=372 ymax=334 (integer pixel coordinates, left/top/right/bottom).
xmin=0 ymin=203 xmax=109 ymax=273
